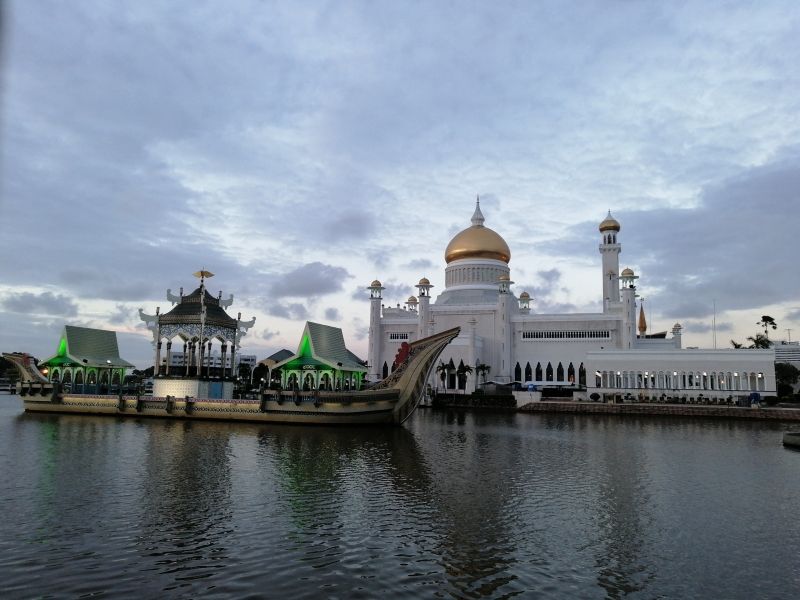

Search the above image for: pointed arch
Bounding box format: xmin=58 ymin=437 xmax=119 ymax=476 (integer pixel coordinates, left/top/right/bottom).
xmin=524 ymin=362 xmax=532 ymax=382
xmin=556 ymin=362 xmax=564 ymax=382
xmin=567 ymin=362 xmax=575 ymax=384
xmin=514 ymin=362 xmax=522 ymax=382
xmin=546 ymin=362 xmax=553 ymax=381
xmin=535 ymin=362 xmax=543 ymax=381
xmin=382 ymin=362 xmax=389 ymax=379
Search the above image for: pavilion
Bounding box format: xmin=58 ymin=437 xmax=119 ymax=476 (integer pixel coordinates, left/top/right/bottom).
xmin=273 ymin=322 xmax=367 ymax=391
xmin=41 ymin=325 xmax=134 ymax=393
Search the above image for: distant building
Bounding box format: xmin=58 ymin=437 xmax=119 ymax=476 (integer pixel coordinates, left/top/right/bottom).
xmin=775 ymin=341 xmax=800 ymax=366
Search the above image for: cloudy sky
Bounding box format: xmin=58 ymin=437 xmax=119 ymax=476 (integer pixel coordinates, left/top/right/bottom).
xmin=1 ymin=1 xmax=798 ymax=368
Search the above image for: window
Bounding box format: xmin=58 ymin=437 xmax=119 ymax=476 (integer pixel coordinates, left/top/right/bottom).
xmin=388 ymin=332 xmax=409 ymax=340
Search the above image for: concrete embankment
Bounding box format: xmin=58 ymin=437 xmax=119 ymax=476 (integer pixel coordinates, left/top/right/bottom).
xmin=518 ymin=401 xmax=800 ymax=422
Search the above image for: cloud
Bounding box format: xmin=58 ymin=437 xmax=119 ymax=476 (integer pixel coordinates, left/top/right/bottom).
xmin=683 ymin=320 xmax=733 ymax=334
xmin=108 ymin=303 xmax=133 ymax=325
xmin=260 ymin=328 xmax=280 ymax=341
xmin=1 ymin=292 xmax=78 ymax=317
xmin=324 ymin=307 xmax=341 ymax=321
xmin=266 ymin=302 xmax=310 ymax=320
xmin=541 ymin=152 xmax=800 ymax=324
xmin=785 ymin=309 xmax=800 ymax=323
xmin=402 ymin=258 xmax=434 ymax=271
xmin=269 ymin=262 xmax=352 ymax=298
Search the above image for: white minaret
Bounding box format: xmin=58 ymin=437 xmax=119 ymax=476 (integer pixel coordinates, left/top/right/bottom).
xmin=599 ymin=211 xmax=621 ymax=311
xmin=416 ymin=277 xmax=433 ymax=338
xmin=367 ymin=279 xmax=385 ymax=382
xmin=496 ymin=274 xmax=514 ymax=382
xmin=619 ymin=267 xmax=638 ymax=349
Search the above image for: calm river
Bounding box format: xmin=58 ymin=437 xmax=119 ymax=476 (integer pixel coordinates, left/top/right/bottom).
xmin=1 ymin=398 xmax=798 ymax=599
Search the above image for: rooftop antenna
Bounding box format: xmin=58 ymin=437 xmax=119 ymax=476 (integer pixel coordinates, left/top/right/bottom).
xmin=787 ymin=328 xmax=793 ymax=343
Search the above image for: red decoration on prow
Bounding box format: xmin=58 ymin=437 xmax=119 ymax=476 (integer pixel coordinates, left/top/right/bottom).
xmin=393 ymin=342 xmax=410 ymax=367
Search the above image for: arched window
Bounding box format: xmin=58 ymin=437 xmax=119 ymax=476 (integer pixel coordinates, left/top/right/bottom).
xmin=567 ymin=362 xmax=575 ymax=383
xmin=556 ymin=362 xmax=564 ymax=382
xmin=382 ymin=362 xmax=389 ymax=379
xmin=546 ymin=362 xmax=553 ymax=381
xmin=579 ymin=363 xmax=586 ymax=386
xmin=535 ymin=362 xmax=543 ymax=381
xmin=514 ymin=362 xmax=522 ymax=382
xmin=75 ymin=370 xmax=84 ymax=385
xmin=524 ymin=362 xmax=532 ymax=382
xmin=63 ymin=370 xmax=72 ymax=384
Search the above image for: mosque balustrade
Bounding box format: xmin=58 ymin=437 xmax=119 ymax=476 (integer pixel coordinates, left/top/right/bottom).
xmin=594 ymin=369 xmax=767 ymax=395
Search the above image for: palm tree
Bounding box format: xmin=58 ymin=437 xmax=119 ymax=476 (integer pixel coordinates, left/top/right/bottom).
xmin=475 ymin=362 xmax=491 ymax=386
xmin=758 ymin=315 xmax=778 ymax=340
xmin=456 ymin=362 xmax=473 ymax=394
xmin=435 ymin=361 xmax=448 ymax=391
xmin=746 ymin=334 xmax=772 ymax=349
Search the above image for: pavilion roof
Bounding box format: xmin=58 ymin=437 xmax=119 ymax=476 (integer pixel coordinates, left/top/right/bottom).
xmin=41 ymin=325 xmax=134 ymax=369
xmin=273 ymin=321 xmax=366 ymax=372
xmin=159 ymin=285 xmax=237 ymax=328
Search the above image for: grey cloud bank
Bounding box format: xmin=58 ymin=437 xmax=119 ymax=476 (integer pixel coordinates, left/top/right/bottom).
xmin=1 ymin=1 xmax=798 ymax=366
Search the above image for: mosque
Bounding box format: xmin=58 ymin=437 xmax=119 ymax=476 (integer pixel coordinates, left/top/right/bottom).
xmin=367 ymin=201 xmax=776 ymax=401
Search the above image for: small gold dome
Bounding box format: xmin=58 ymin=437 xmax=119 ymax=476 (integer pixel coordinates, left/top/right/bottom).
xmin=445 ymin=226 xmax=510 ymax=264
xmin=519 ymin=291 xmax=530 ymax=299
xmin=599 ymin=210 xmax=621 ymax=232
xmin=418 ymin=277 xmax=430 ymax=286
xmin=620 ymin=267 xmax=634 ymax=277
xmin=407 ymin=295 xmax=418 ymax=303
xmin=370 ymin=279 xmax=382 ymax=287
xmin=498 ymin=274 xmax=511 ymax=281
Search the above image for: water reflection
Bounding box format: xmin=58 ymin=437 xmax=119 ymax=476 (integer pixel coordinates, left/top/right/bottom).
xmin=413 ymin=411 xmax=525 ymax=597
xmin=137 ymin=419 xmax=234 ymax=589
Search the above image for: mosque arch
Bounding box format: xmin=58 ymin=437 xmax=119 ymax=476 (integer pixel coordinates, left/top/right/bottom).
xmin=514 ymin=362 xmax=522 ymax=382
xmin=556 ymin=362 xmax=564 ymax=382
xmin=567 ymin=362 xmax=575 ymax=384
xmin=579 ymin=363 xmax=586 ymax=386
xmin=546 ymin=362 xmax=553 ymax=381
xmin=382 ymin=362 xmax=389 ymax=379
xmin=111 ymin=372 xmax=121 ymax=386
xmin=535 ymin=362 xmax=543 ymax=381
xmin=62 ymin=370 xmax=72 ymax=384
xmin=524 ymin=362 xmax=532 ymax=382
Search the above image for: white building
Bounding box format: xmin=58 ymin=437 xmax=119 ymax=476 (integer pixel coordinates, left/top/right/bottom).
xmin=167 ymin=351 xmax=257 ymax=370
xmin=367 ymin=201 xmax=776 ymax=400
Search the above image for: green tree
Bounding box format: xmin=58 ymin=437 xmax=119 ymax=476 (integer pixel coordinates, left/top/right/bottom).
xmin=775 ymin=362 xmax=800 ymax=399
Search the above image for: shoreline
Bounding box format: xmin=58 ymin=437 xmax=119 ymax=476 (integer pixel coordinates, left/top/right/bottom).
xmin=518 ymin=400 xmax=800 ymax=421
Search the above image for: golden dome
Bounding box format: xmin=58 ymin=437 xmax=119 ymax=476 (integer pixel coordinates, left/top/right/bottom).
xmin=445 ymin=226 xmax=511 ymax=263
xmin=369 ymin=279 xmax=382 ymax=287
xmin=418 ymin=277 xmax=430 ymax=286
xmin=519 ymin=291 xmax=530 ymax=299
xmin=407 ymin=295 xmax=418 ymax=303
xmin=599 ymin=210 xmax=621 ymax=232
xmin=620 ymin=267 xmax=634 ymax=277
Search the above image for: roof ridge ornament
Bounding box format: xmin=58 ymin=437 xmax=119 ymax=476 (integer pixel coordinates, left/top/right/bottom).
xmin=471 ymin=195 xmax=485 ymax=227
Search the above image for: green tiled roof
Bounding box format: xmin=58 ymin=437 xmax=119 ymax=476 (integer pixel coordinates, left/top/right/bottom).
xmin=306 ymin=322 xmax=365 ymax=370
xmin=41 ymin=325 xmax=134 ymax=368
xmin=273 ymin=322 xmax=366 ymax=372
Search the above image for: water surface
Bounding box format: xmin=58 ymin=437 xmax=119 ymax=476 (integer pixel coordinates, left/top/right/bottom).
xmin=1 ymin=398 xmax=798 ymax=598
